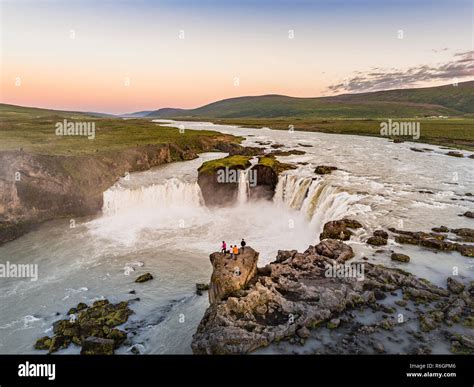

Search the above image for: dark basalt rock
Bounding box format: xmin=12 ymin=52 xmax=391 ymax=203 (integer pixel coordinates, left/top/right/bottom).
xmin=432 ymin=226 xmax=449 ymax=233
xmin=319 ymin=218 xmax=363 ymax=241
xmin=196 ymin=283 xmax=210 ymax=296
xmin=81 ymin=337 xmax=115 ymax=355
xmin=135 ymin=273 xmax=153 ymax=283
xmin=314 ymin=165 xmax=338 ymax=175
xmin=391 ymin=253 xmax=410 ymax=263
xmin=366 ymin=236 xmax=387 ymax=246
xmin=463 ymin=211 xmax=474 ymax=218
xmin=388 ymin=227 xmax=473 ymax=257
xmin=373 ymin=230 xmax=388 ymax=239
xmin=446 ymin=151 xmax=464 ymax=158
xmin=268 ymin=149 xmax=306 ymax=157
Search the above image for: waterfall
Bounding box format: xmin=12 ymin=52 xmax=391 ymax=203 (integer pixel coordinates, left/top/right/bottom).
xmin=273 ymin=175 xmax=313 ymax=210
xmin=274 ymin=174 xmax=366 ymax=237
xmin=237 ymin=170 xmax=250 ymax=205
xmin=102 ymin=178 xmax=204 ymax=216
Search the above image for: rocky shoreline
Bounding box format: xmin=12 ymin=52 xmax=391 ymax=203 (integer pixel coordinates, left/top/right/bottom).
xmin=192 ymin=221 xmax=473 ymax=355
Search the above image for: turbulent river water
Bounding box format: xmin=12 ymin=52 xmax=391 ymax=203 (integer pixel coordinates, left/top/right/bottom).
xmin=0 ymin=120 xmax=472 ymax=354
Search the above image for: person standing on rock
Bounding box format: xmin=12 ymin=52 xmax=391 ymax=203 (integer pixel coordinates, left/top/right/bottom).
xmin=233 ymin=245 xmax=239 ymax=259
xmin=240 ymin=238 xmax=246 ymax=251
xmin=221 ymin=241 xmax=227 ymax=254
xmin=229 ymin=245 xmax=234 ymax=259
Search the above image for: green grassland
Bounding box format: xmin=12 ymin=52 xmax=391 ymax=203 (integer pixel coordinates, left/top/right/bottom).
xmin=0 ymin=104 xmax=236 ymax=156
xmin=198 ymin=155 xmax=252 ymax=174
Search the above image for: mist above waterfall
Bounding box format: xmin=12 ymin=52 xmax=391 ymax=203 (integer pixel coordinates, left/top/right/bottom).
xmin=90 ymin=161 xmax=363 ymax=265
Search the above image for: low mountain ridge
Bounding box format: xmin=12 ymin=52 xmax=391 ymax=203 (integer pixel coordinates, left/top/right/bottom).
xmin=145 ymin=81 xmax=474 ymax=119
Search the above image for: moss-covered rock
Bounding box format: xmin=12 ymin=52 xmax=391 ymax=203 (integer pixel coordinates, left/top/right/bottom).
xmin=81 ymin=337 xmax=115 ymax=355
xmin=314 ymin=165 xmax=337 ymax=175
xmin=34 ymin=300 xmax=133 ymax=354
xmin=391 ymin=253 xmax=410 ymax=263
xmin=197 ymin=154 xmax=295 ymax=206
xmin=327 ymin=318 xmax=340 ymax=329
xmin=447 ymin=277 xmax=465 ymax=294
xmin=34 ymin=336 xmax=52 ymax=350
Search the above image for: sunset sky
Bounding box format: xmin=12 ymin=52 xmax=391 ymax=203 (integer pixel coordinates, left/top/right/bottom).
xmin=1 ymin=0 xmax=472 ymax=114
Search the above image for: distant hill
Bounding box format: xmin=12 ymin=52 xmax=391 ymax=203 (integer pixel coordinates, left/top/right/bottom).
xmin=145 ymin=81 xmax=474 ymax=119
xmin=0 ymin=103 xmax=114 ymax=119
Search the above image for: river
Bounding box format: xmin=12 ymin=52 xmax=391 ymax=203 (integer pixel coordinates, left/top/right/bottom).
xmin=0 ymin=120 xmax=472 ymax=354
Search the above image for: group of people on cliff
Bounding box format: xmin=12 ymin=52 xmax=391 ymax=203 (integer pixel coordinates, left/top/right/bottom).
xmin=221 ymin=239 xmax=246 ymax=259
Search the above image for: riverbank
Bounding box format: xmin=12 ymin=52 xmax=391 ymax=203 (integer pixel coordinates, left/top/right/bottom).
xmin=0 ymin=105 xmax=240 ymax=245
xmin=162 ymin=117 xmax=474 ymax=152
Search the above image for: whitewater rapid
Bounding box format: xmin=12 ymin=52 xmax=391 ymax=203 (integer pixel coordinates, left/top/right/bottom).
xmin=0 ymin=120 xmax=472 ymax=355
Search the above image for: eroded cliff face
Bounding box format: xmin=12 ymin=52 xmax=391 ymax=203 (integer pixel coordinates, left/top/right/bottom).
xmin=208 ymin=247 xmax=259 ymax=304
xmin=0 ymin=136 xmax=232 ymax=245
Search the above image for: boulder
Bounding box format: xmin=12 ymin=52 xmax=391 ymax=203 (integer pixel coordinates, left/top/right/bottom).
xmin=135 ymin=273 xmax=153 ymax=283
xmin=315 ymin=239 xmax=354 ymax=262
xmin=432 ymin=226 xmax=449 ymax=233
xmin=269 ymin=149 xmax=306 ymax=157
xmin=314 ymin=165 xmax=338 ymax=175
xmin=373 ymin=230 xmax=388 ymax=239
xmin=319 ymin=218 xmax=363 ymax=241
xmin=391 ymin=253 xmax=410 ymax=263
xmin=446 ymin=151 xmax=464 ymax=158
xmin=196 ymin=283 xmax=209 ymax=296
xmin=366 ymin=236 xmax=387 ymax=246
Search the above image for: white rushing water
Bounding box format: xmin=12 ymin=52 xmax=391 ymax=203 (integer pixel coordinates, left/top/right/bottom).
xmin=0 ymin=120 xmax=472 ymax=354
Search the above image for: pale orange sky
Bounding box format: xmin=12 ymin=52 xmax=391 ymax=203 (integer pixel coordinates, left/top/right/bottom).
xmin=1 ymin=0 xmax=472 ymax=114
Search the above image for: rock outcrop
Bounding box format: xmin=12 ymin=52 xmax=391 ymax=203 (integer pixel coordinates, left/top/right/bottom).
xmin=34 ymin=299 xmax=133 ymax=354
xmin=314 ymin=165 xmax=337 ymax=175
xmin=388 ymin=227 xmax=474 ymax=257
xmin=319 ymin=218 xmax=363 ymax=241
xmin=197 ymin=155 xmax=295 ymax=206
xmin=208 ymin=247 xmax=259 ymax=304
xmin=135 ymin=273 xmax=153 ymax=283
xmin=197 ymin=155 xmax=252 ymax=206
xmin=192 ymin=238 xmax=473 ymax=355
